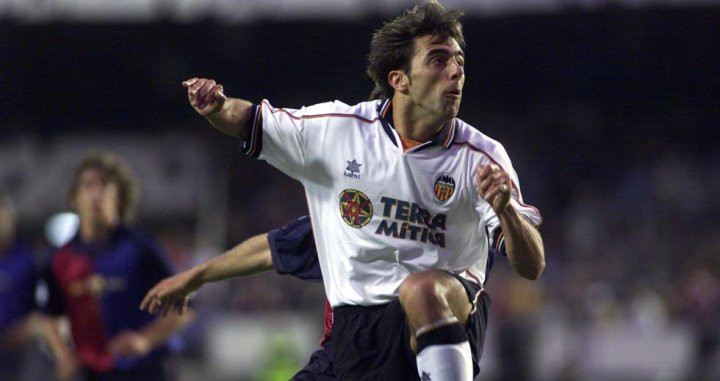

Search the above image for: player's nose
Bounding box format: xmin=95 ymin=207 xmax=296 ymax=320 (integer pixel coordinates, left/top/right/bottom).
xmin=449 ymin=60 xmax=464 ymax=81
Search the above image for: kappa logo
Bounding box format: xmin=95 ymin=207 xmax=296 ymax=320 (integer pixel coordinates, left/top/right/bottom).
xmin=434 ymin=174 xmax=456 ymax=202
xmin=344 ymin=159 xmax=362 ymax=179
xmin=339 ymin=189 xmax=373 ymax=228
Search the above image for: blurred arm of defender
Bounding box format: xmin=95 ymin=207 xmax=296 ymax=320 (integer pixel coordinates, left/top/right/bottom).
xmin=39 ymin=316 xmax=80 ymax=381
xmin=140 ymin=233 xmax=272 ymax=316
xmin=107 ymin=309 xmax=193 ymax=358
xmin=182 ymin=78 xmax=253 ymax=139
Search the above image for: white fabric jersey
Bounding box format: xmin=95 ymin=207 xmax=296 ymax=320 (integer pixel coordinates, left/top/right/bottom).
xmin=243 ymin=98 xmax=541 ymax=307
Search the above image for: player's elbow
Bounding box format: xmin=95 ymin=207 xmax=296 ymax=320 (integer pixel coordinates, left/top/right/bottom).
xmin=513 ymin=256 xmax=545 ymax=280
xmin=520 ymin=260 xmax=545 ymax=280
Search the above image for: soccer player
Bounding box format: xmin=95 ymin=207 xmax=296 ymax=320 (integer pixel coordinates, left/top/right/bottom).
xmin=141 ymin=215 xmax=335 ymax=380
xmin=181 ymin=1 xmax=545 ymax=380
xmin=0 ymin=192 xmax=41 ymax=380
xmin=40 ymin=152 xmax=192 ymax=381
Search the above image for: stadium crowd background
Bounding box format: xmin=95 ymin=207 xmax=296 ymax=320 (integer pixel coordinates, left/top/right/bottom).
xmin=1 ymin=0 xmax=719 ymax=380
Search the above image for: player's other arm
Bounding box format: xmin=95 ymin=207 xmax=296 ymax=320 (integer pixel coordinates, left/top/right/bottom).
xmin=140 ymin=233 xmax=272 ymax=315
xmin=477 ymin=164 xmax=545 ymax=280
xmin=183 ymin=78 xmax=254 ymax=139
xmin=1 ymin=312 xmax=41 ymax=348
xmin=38 ymin=316 xmax=80 ymax=381
xmin=108 ymin=312 xmax=192 ymax=358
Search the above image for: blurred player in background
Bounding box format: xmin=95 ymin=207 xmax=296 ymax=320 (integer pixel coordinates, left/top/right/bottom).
xmin=182 ymin=1 xmax=544 ymax=379
xmin=0 ymin=192 xmax=43 ymax=380
xmin=141 ymin=215 xmax=335 ymax=380
xmin=40 ymin=152 xmax=192 ymax=381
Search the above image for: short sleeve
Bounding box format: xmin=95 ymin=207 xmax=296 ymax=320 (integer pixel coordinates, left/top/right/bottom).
xmin=242 ymin=101 xmax=307 ymax=181
xmin=242 ymin=100 xmax=345 ymax=182
xmin=267 ymin=215 xmax=322 ymax=282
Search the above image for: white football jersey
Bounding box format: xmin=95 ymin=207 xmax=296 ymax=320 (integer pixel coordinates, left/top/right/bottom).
xmin=243 ymin=98 xmax=541 ymax=307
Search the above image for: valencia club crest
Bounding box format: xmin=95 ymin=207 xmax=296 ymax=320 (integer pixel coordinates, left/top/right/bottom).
xmin=434 ymin=174 xmax=456 ymax=202
xmin=339 ymin=189 xmax=373 ymax=228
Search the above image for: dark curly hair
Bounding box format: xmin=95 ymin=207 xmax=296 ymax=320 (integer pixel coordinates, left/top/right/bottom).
xmin=366 ymin=1 xmax=465 ymax=100
xmin=67 ymin=151 xmax=139 ymax=224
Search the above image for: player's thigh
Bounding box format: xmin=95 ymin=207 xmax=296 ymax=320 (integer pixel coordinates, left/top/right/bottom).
xmin=399 ymin=270 xmax=474 ymax=328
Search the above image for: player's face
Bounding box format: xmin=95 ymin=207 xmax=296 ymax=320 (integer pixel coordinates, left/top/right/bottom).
xmin=73 ymin=167 xmax=120 ymax=231
xmin=406 ymin=35 xmax=465 ymax=120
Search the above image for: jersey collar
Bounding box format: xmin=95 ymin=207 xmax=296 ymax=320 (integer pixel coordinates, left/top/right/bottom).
xmin=376 ymin=98 xmax=457 ymax=151
xmin=69 ymin=225 xmax=125 ymax=253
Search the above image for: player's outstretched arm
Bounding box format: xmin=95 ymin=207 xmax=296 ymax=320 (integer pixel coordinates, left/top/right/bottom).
xmin=183 ymin=77 xmax=254 ymax=139
xmin=140 ymin=233 xmax=273 ymax=315
xmin=476 ymin=164 xmax=545 ymax=280
xmin=108 ymin=311 xmax=192 ymax=358
xmin=38 ymin=316 xmax=80 ymax=381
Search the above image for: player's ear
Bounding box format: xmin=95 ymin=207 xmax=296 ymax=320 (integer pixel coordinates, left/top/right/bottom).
xmin=388 ymin=70 xmax=409 ymax=94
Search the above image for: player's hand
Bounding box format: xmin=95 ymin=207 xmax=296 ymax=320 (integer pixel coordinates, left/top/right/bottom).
xmin=108 ymin=330 xmax=152 ymax=358
xmin=183 ymin=77 xmax=226 ymax=117
xmin=139 ymin=270 xmax=197 ymax=316
xmin=476 ymin=164 xmax=511 ymax=212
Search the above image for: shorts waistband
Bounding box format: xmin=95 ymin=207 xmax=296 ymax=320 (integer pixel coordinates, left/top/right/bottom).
xmin=332 ymin=301 xmax=394 ymax=315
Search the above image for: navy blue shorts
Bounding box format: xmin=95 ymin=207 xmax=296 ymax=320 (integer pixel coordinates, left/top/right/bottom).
xmin=291 ymin=344 xmax=336 ymax=380
xmin=83 ymin=360 xmax=167 ymax=381
xmin=329 ymin=273 xmax=490 ymax=380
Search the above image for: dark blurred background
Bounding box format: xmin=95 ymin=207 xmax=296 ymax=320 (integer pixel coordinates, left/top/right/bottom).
xmin=1 ymin=0 xmax=719 ymax=380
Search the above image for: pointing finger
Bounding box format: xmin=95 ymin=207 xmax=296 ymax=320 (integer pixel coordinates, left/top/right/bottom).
xmin=180 ymin=297 xmax=190 ymax=316
xmin=140 ymin=289 xmax=157 ymax=311
xmin=161 ymin=301 xmax=171 ymax=317
xmin=149 ymin=297 xmax=160 ymax=314
xmin=189 ymin=78 xmax=206 ymax=95
xmin=182 ymin=78 xmax=198 ymax=88
xmin=188 ymin=79 xmax=207 ymax=107
xmin=196 ymin=80 xmax=216 ymax=109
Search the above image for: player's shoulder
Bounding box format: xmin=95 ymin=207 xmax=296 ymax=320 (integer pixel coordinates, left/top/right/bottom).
xmin=452 ymin=118 xmax=511 ymax=163
xmin=118 ymin=226 xmax=163 ymax=253
xmin=346 ymin=99 xmax=383 ymax=119
xmin=306 ymin=99 xmax=379 ymax=123
xmin=261 ymin=99 xmax=380 ymax=123
xmin=5 ymin=239 xmax=33 ymax=259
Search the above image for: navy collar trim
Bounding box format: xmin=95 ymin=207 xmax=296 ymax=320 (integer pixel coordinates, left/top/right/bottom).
xmin=376 ymin=98 xmax=456 ymax=151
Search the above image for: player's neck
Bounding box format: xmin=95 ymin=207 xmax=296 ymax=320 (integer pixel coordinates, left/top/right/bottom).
xmin=391 ymin=97 xmax=446 ymax=142
xmin=79 ymin=221 xmax=116 ymax=244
